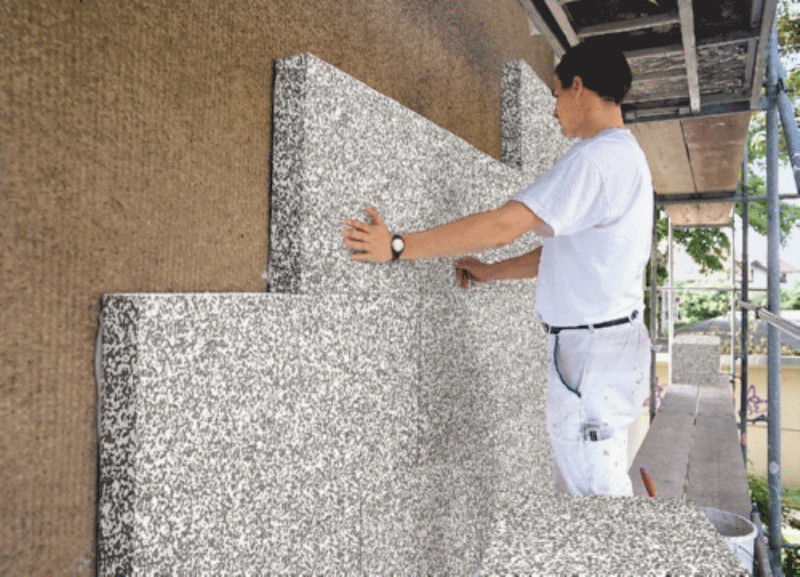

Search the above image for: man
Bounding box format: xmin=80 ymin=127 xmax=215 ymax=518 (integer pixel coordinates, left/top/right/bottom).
xmin=341 ymin=40 xmax=652 ymax=496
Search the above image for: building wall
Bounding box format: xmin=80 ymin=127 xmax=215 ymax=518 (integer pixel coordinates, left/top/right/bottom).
xmin=0 ymin=2 xmax=554 ymax=574
xmin=727 ymin=361 xmax=800 ymax=488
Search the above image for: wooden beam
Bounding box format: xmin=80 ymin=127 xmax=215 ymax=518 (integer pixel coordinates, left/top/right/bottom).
xmin=578 ymin=13 xmax=680 ymax=39
xmin=628 ymin=94 xmax=751 ymax=107
xmin=543 ymin=0 xmax=579 ymax=46
xmin=628 ymin=92 xmax=691 ymax=105
xmin=749 ymin=0 xmax=779 ymax=108
xmin=625 ymin=107 xmax=691 ymax=122
xmin=624 ymin=101 xmax=751 ymax=124
xmin=696 ymin=28 xmax=760 ymax=48
xmin=626 ymin=45 xmax=684 ymax=61
xmin=700 ymin=93 xmax=751 ymax=106
xmin=677 ymin=0 xmax=701 ymax=112
xmin=516 ymin=0 xmax=565 ymax=57
xmin=744 ymin=37 xmax=757 ymax=92
xmin=634 ymin=68 xmax=689 ymax=82
xmin=751 ymin=0 xmax=765 ymax=28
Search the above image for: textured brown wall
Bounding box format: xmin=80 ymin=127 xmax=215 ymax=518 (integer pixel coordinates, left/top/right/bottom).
xmin=0 ymin=1 xmax=553 ymax=574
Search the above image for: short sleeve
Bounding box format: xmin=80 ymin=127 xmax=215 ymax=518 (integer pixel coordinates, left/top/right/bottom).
xmin=511 ymin=149 xmax=610 ymax=237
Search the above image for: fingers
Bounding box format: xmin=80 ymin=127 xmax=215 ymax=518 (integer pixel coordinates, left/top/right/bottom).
xmin=345 ymin=219 xmax=369 ymax=233
xmin=342 ymin=206 xmax=390 ymax=263
xmin=342 ymin=229 xmax=367 ymax=242
xmin=455 ymin=266 xmax=473 ymax=289
xmin=364 ymin=205 xmax=385 ymax=226
xmin=342 ymin=236 xmax=366 ymax=251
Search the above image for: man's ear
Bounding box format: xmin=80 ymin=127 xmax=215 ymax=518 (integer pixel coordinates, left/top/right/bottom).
xmin=570 ymin=75 xmax=584 ymax=94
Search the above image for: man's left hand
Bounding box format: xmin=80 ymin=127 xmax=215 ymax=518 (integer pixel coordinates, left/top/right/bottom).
xmin=342 ymin=205 xmax=392 ymax=263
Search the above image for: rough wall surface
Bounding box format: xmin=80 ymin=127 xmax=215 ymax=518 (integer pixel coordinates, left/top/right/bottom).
xmin=0 ymin=2 xmax=554 ymax=573
xmin=482 ymin=493 xmax=747 ymax=575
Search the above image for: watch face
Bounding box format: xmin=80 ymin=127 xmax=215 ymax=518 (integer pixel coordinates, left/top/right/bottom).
xmin=392 ymin=237 xmax=404 ymax=252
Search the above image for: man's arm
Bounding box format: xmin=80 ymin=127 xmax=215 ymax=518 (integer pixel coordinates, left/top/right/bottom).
xmin=342 ymin=200 xmax=551 ymax=263
xmin=487 ymin=246 xmax=542 ymax=280
xmin=454 ymin=246 xmax=541 ymax=288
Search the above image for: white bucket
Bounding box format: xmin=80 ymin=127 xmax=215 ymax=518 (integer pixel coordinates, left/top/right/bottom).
xmin=699 ymin=506 xmax=758 ymax=575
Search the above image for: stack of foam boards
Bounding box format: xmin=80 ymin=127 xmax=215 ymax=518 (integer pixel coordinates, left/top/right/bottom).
xmin=97 ymin=53 xmax=746 ymax=575
xmin=672 ymin=334 xmax=722 ymax=386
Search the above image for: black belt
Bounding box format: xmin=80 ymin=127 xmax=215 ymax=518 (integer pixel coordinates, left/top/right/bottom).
xmin=543 ymin=311 xmax=638 ymax=335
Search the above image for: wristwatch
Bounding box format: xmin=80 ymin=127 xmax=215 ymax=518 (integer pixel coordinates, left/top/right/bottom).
xmin=390 ymin=234 xmax=405 ymax=261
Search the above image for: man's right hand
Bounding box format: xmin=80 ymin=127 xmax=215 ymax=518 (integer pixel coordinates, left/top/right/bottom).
xmin=454 ymin=257 xmax=494 ymax=289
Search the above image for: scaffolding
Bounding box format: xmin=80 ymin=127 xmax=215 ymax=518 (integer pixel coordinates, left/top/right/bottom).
xmin=651 ymin=22 xmax=800 ymax=576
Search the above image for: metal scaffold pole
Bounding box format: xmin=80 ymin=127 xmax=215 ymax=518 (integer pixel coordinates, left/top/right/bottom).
xmin=667 ymin=219 xmax=674 ymax=386
xmin=649 ymin=197 xmax=658 ymax=422
xmin=740 ymin=139 xmax=749 ymax=466
xmin=730 ymin=215 xmax=736 ymax=382
xmin=765 ymin=23 xmax=783 ymax=577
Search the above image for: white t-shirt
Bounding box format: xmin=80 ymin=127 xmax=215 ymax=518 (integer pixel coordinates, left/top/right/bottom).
xmin=512 ymin=127 xmax=653 ymax=326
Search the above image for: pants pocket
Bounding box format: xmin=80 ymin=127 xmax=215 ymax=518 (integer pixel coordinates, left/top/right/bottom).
xmin=582 ymin=433 xmax=632 ymax=496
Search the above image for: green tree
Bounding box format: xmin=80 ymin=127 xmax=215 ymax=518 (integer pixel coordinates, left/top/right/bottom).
xmin=781 ymin=285 xmax=800 ymax=309
xmin=677 ymin=289 xmax=730 ymax=325
xmin=735 ymin=3 xmax=800 ymax=244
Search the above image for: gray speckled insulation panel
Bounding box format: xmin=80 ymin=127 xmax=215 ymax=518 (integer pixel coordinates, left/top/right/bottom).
xmin=97 ymin=291 xmax=549 ymax=575
xmin=98 ymin=293 xmax=420 ymax=574
xmin=501 ymin=59 xmax=575 ymax=181
xmin=269 ymin=53 xmax=542 ymax=296
xmin=482 ymin=494 xmax=747 ymax=576
xmin=672 ymin=334 xmax=722 ymax=386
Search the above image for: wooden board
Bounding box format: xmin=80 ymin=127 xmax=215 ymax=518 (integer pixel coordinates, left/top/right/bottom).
xmin=630 ymin=412 xmax=695 ymax=498
xmin=657 ymin=383 xmax=699 ymax=414
xmin=630 ymin=120 xmax=694 ymax=193
xmin=630 ymin=380 xmax=751 ymax=519
xmin=681 ymin=111 xmax=751 ymax=191
xmin=666 ymin=202 xmax=733 ymax=226
xmin=696 ymin=382 xmax=736 ymax=417
xmin=686 ymin=415 xmax=752 ymax=519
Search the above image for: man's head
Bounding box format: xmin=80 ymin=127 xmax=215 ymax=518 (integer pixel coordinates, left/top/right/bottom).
xmin=551 ymin=40 xmax=632 ymax=138
xmin=555 ymin=40 xmax=632 ymax=105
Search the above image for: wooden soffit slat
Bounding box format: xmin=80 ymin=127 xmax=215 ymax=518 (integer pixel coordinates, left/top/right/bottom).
xmin=631 ymin=112 xmax=750 ymax=226
xmin=681 ymin=111 xmax=751 ymax=191
xmin=666 ymin=203 xmax=734 ymax=226
xmin=630 ymin=120 xmax=694 ymax=193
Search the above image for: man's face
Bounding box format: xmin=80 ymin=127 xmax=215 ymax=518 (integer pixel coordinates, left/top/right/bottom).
xmin=552 ymin=74 xmax=581 ymax=138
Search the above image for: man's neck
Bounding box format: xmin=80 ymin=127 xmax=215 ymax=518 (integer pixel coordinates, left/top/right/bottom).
xmin=580 ymin=103 xmax=625 ymax=139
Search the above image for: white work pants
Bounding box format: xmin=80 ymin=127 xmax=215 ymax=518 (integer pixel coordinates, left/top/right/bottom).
xmin=546 ymin=320 xmax=651 ymax=496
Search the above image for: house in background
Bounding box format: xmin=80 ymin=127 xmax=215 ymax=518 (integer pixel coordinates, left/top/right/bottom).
xmin=749 ymin=259 xmax=800 ymax=288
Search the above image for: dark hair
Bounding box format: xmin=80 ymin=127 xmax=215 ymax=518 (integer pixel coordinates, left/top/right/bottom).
xmin=555 ymin=40 xmax=632 ymax=104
